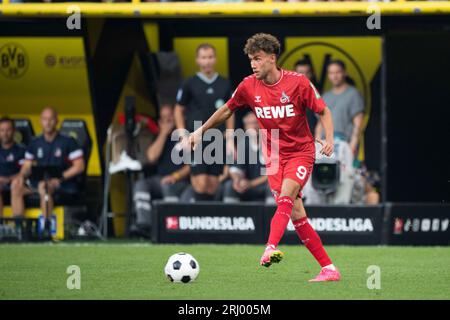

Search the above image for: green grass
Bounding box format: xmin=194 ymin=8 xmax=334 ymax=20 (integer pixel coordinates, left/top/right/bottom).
xmin=0 ymin=242 xmax=449 ymax=300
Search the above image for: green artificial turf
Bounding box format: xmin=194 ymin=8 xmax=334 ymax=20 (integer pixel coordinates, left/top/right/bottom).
xmin=0 ymin=242 xmax=449 ymax=300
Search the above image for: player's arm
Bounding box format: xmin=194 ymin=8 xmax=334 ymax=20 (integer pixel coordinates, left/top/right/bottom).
xmin=349 ymin=113 xmax=363 ymax=155
xmin=186 ymin=104 xmax=234 ymax=150
xmin=174 ymin=103 xmax=186 ymax=131
xmin=250 ymin=175 xmax=268 ymax=188
xmin=61 ymin=157 xmax=85 ymax=181
xmin=316 ymin=106 xmax=334 ymax=156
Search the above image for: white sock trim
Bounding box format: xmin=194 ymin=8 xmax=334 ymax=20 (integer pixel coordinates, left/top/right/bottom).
xmin=323 ymin=264 xmax=336 ymax=271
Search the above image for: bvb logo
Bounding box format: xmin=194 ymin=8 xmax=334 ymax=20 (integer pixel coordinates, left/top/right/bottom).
xmin=278 ymin=41 xmax=369 ymax=109
xmin=0 ymin=43 xmax=29 ymax=79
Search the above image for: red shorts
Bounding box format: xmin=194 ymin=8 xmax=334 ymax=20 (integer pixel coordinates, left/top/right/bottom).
xmin=266 ymin=152 xmax=315 ymax=201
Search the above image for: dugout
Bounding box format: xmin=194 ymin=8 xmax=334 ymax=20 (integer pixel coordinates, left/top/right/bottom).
xmin=0 ymin=2 xmax=449 ymax=243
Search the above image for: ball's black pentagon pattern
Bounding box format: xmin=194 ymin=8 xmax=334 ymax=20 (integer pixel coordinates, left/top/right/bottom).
xmin=178 ymin=253 xmax=186 ymax=255
xmin=167 ymin=274 xmax=174 ymax=282
xmin=181 ymin=276 xmax=191 ymax=283
xmin=190 ymin=259 xmax=197 ymax=269
xmin=173 ymin=260 xmax=182 ymax=270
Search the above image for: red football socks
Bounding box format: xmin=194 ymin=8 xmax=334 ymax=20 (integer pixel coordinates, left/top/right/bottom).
xmin=292 ymin=217 xmax=332 ymax=267
xmin=267 ymin=196 xmax=294 ymax=247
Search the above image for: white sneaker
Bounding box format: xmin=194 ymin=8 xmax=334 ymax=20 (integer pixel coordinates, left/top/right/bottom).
xmin=109 ymin=151 xmax=142 ymax=174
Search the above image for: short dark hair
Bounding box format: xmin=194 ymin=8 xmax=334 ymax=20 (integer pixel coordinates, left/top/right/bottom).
xmin=244 ymin=33 xmax=281 ymax=57
xmin=294 ymin=59 xmax=312 ymax=69
xmin=0 ymin=116 xmax=15 ymax=129
xmin=328 ymin=59 xmax=346 ymax=71
xmin=196 ymin=43 xmax=216 ymax=56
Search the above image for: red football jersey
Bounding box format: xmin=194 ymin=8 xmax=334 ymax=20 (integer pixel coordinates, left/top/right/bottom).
xmin=226 ymin=69 xmax=326 ymax=160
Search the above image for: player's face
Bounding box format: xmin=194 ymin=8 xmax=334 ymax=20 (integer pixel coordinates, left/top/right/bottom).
xmin=327 ymin=64 xmax=346 ymax=87
xmin=0 ymin=121 xmax=14 ymax=145
xmin=295 ymin=65 xmax=313 ymax=80
xmin=249 ymin=51 xmax=276 ymax=80
xmin=40 ymin=109 xmax=58 ymax=135
xmin=196 ymin=48 xmax=216 ymax=74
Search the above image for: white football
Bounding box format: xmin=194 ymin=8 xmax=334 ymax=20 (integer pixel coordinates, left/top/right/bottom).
xmin=164 ymin=252 xmax=200 ymax=283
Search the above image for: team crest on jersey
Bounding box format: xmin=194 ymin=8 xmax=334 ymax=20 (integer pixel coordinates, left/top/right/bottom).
xmin=54 ymin=148 xmax=62 ymax=158
xmin=280 ymin=91 xmax=290 ymax=103
xmin=37 ymin=148 xmax=44 ymax=158
xmin=6 ymin=153 xmax=14 ymax=162
xmin=206 ymin=87 xmax=214 ymax=94
xmin=255 ymin=96 xmax=262 ymax=103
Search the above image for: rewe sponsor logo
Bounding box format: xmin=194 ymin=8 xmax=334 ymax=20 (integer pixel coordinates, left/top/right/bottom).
xmin=254 ymin=104 xmax=295 ymax=119
xmin=287 ymin=218 xmax=374 ymax=232
xmin=166 ymin=216 xmax=256 ymax=232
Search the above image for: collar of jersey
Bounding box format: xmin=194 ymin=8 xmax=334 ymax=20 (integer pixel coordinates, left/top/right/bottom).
xmin=261 ymin=68 xmax=284 ymax=87
xmin=196 ymin=72 xmax=219 ymax=85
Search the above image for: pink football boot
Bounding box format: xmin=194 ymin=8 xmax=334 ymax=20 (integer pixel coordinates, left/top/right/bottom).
xmin=260 ymin=245 xmax=284 ymax=267
xmin=309 ymin=267 xmax=341 ymax=282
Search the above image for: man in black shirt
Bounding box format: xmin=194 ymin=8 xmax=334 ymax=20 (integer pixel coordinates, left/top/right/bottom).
xmin=0 ymin=117 xmax=25 ymax=217
xmin=133 ymin=105 xmax=190 ymax=233
xmin=223 ymin=112 xmax=271 ymax=203
xmin=174 ymin=43 xmax=235 ymax=201
xmin=11 ymin=107 xmax=85 ymax=231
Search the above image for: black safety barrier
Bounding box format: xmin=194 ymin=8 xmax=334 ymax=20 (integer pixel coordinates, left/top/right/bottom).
xmin=152 ymin=202 xmax=449 ymax=245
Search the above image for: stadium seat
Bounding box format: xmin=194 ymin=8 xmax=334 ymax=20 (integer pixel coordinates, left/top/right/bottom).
xmin=13 ymin=118 xmax=35 ymax=146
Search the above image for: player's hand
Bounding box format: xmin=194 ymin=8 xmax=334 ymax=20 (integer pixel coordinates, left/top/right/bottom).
xmin=239 ymin=179 xmax=250 ymax=193
xmin=158 ymin=118 xmax=174 ymax=136
xmin=316 ymin=138 xmax=334 ymax=157
xmin=161 ymin=174 xmax=176 ymax=185
xmin=49 ymin=178 xmax=61 ymax=189
xmin=12 ymin=175 xmax=24 ymax=188
xmin=181 ymin=130 xmax=202 ymax=151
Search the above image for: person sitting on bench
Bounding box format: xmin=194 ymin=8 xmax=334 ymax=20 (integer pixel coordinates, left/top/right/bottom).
xmin=11 ymin=107 xmax=85 ymax=233
xmin=0 ymin=117 xmax=26 ymax=217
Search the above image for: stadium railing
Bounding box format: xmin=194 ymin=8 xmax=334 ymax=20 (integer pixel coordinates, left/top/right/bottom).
xmin=0 ymin=1 xmax=450 ymax=17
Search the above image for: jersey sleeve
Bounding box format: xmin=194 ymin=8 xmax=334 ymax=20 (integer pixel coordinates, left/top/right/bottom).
xmin=226 ymin=80 xmax=248 ymax=111
xmin=24 ymin=141 xmax=36 ymax=161
xmin=67 ymin=138 xmax=84 ymax=161
xmin=176 ymin=79 xmax=191 ymax=107
xmin=299 ymin=76 xmax=326 ymax=114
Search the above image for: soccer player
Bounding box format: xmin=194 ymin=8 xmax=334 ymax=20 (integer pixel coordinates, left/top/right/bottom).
xmin=11 ymin=107 xmax=85 ymax=234
xmin=0 ymin=117 xmax=25 ymax=217
xmin=174 ymin=43 xmax=235 ymax=201
xmin=182 ymin=34 xmax=340 ymax=282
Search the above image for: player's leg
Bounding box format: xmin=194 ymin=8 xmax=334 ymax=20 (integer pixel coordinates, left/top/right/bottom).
xmin=291 ymin=199 xmax=334 ymax=264
xmin=38 ymin=181 xmax=55 ymax=224
xmin=260 ymin=178 xmax=299 ymax=267
xmin=191 ymin=173 xmax=214 ymax=201
xmin=10 ymin=178 xmax=32 ymax=217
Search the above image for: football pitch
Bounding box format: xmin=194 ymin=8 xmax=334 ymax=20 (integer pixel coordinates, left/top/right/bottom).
xmin=1 ymin=242 xmax=449 ymax=300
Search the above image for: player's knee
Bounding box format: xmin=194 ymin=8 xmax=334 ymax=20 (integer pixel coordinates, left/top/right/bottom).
xmin=192 ymin=176 xmax=209 ymax=193
xmin=11 ymin=181 xmax=23 ymax=196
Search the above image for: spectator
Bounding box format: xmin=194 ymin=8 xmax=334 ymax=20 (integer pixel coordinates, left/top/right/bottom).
xmin=294 ymin=59 xmax=318 ymax=135
xmin=132 ymin=104 xmax=190 ymax=234
xmin=223 ymin=112 xmax=272 ymax=203
xmin=174 ymin=43 xmax=235 ymax=201
xmin=11 ymin=107 xmax=85 ymax=236
xmin=0 ymin=117 xmax=25 ymax=217
xmin=315 ymin=59 xmax=364 ymax=158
